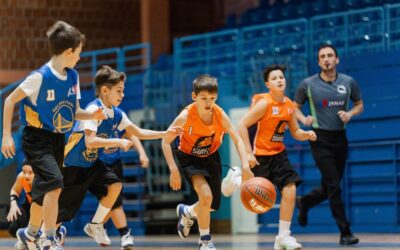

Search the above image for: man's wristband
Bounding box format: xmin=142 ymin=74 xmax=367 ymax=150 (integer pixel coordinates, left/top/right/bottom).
xmin=10 ymin=194 xmax=18 ymax=202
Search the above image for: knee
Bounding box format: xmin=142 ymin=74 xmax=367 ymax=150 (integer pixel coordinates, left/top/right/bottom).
xmin=281 ymin=183 xmax=296 ymax=202
xmin=198 ymin=192 xmax=213 ymax=208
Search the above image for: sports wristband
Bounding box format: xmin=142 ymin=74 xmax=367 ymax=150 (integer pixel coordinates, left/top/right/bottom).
xmin=10 ymin=194 xmax=18 ymax=202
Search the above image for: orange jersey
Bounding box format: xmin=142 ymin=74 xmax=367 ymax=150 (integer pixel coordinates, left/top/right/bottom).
xmin=179 ymin=103 xmax=226 ymax=157
xmin=251 ymin=93 xmax=295 ymax=156
xmin=20 ymin=177 xmax=32 ymax=204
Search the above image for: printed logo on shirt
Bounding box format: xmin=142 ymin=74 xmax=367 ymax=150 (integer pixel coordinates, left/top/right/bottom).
xmin=191 ymin=134 xmax=215 ymax=156
xmin=82 ymin=147 xmax=99 ymax=162
xmin=270 ymin=120 xmax=287 ymax=142
xmin=322 ymin=99 xmax=345 ymax=108
xmin=272 ymin=106 xmax=279 ymax=115
xmin=67 ymin=85 xmax=77 ymax=97
xmin=337 ymin=85 xmax=347 ymax=95
xmin=52 ymin=101 xmax=74 ymax=133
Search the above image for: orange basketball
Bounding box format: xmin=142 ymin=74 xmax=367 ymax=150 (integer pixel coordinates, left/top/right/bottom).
xmin=240 ymin=177 xmax=276 ymax=214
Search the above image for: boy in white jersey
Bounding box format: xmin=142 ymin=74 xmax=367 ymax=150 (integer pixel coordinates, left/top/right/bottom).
xmin=1 ymin=21 xmax=105 ymax=250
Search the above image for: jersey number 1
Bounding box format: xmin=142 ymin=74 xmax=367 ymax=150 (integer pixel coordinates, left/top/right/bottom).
xmin=47 ymin=89 xmax=55 ymax=101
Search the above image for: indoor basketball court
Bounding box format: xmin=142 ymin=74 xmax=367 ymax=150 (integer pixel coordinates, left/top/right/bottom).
xmin=0 ymin=234 xmax=399 ymax=250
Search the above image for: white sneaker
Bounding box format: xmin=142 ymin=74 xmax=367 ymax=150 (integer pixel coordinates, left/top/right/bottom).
xmin=176 ymin=204 xmax=194 ymax=239
xmin=14 ymin=240 xmax=27 ymax=250
xmin=83 ymin=223 xmax=111 ymax=246
xmin=274 ymin=231 xmax=302 ymax=250
xmin=198 ymin=237 xmax=217 ymax=250
xmin=221 ymin=166 xmax=242 ymax=197
xmin=121 ymin=230 xmax=134 ymax=250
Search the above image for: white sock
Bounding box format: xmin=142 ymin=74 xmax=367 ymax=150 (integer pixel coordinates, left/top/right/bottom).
xmin=91 ymin=204 xmax=111 ymax=224
xmin=187 ymin=204 xmax=198 ymax=218
xmin=199 ymin=228 xmax=210 ymax=237
xmin=278 ymin=220 xmax=291 ymax=236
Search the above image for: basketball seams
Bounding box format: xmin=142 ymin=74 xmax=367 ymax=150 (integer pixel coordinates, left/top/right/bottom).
xmin=244 ymin=185 xmax=273 ymax=207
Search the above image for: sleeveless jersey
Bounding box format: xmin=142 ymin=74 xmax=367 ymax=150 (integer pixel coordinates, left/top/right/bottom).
xmin=20 ymin=177 xmax=32 ymax=204
xmin=179 ymin=103 xmax=226 ymax=157
xmin=20 ymin=64 xmax=78 ymax=133
xmin=251 ymin=93 xmax=295 ymax=156
xmin=64 ymin=99 xmax=123 ymax=168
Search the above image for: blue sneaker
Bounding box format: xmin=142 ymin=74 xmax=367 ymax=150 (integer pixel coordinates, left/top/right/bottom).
xmin=41 ymin=235 xmax=63 ymax=250
xmin=16 ymin=228 xmax=41 ymax=250
xmin=57 ymin=226 xmax=67 ymax=246
xmin=176 ymin=204 xmax=194 ymax=239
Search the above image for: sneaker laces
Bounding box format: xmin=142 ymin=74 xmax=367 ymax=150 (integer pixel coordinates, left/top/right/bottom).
xmin=182 ymin=215 xmax=194 ymax=227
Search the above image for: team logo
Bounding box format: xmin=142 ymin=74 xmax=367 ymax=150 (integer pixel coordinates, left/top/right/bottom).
xmin=67 ymin=85 xmax=78 ymax=97
xmin=272 ymin=106 xmax=279 ymax=115
xmin=82 ymin=147 xmax=98 ymax=162
xmin=191 ymin=134 xmax=215 ymax=156
xmin=52 ymin=102 xmax=74 ymax=133
xmin=270 ymin=120 xmax=287 ymax=142
xmin=337 ymin=85 xmax=347 ymax=94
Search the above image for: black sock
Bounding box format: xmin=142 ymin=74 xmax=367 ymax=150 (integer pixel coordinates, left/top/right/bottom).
xmin=118 ymin=226 xmax=130 ymax=237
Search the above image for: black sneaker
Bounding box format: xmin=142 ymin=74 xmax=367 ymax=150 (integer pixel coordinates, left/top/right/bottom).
xmin=296 ymin=196 xmax=308 ymax=227
xmin=340 ymin=234 xmax=359 ymax=245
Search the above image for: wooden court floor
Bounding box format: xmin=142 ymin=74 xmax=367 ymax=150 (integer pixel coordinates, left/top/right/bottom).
xmin=0 ymin=233 xmax=399 ymax=250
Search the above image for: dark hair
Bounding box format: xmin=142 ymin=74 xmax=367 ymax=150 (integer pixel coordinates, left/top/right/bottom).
xmin=94 ymin=65 xmax=126 ymax=96
xmin=192 ymin=74 xmax=218 ymax=95
xmin=263 ymin=64 xmax=286 ymax=82
xmin=318 ymin=44 xmax=338 ymax=58
xmin=46 ymin=20 xmax=86 ymax=55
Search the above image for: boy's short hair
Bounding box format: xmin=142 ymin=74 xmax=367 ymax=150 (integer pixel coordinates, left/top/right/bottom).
xmin=263 ymin=64 xmax=286 ymax=82
xmin=192 ymin=74 xmax=218 ymax=95
xmin=318 ymin=44 xmax=338 ymax=58
xmin=95 ymin=65 xmax=126 ymax=96
xmin=46 ymin=20 xmax=86 ymax=55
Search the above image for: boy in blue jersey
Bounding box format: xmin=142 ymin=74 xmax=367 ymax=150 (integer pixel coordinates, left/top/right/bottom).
xmin=1 ymin=21 xmax=105 ymax=250
xmin=57 ymin=65 xmax=181 ymax=246
xmin=89 ymin=128 xmax=149 ymax=250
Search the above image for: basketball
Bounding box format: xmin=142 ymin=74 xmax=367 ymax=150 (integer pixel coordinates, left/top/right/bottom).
xmin=240 ymin=177 xmax=276 ymax=214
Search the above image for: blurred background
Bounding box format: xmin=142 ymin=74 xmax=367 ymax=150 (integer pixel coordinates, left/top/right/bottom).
xmin=1 ymin=0 xmax=400 ymax=238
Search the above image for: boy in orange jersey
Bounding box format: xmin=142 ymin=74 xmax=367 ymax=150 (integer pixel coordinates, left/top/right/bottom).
xmin=232 ymin=65 xmax=316 ymax=250
xmin=7 ymin=162 xmax=67 ymax=250
xmin=161 ymin=74 xmax=254 ymax=250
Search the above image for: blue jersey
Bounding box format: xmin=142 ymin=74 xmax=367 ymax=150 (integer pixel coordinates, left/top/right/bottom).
xmin=63 ymin=99 xmax=123 ymax=168
xmin=20 ymin=64 xmax=78 ymax=133
xmin=100 ymin=129 xmax=126 ymax=164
